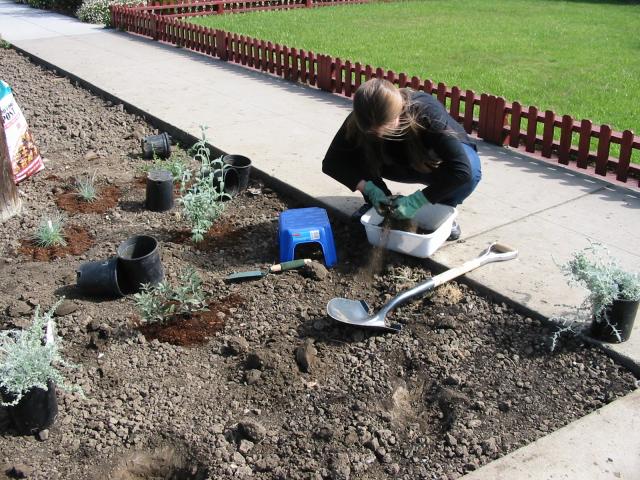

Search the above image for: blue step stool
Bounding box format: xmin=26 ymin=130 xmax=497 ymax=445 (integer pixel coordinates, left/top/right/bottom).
xmin=279 ymin=207 xmax=337 ymax=268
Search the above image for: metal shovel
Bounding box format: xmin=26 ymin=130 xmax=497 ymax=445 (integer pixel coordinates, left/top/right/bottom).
xmin=327 ymin=242 xmax=518 ymax=333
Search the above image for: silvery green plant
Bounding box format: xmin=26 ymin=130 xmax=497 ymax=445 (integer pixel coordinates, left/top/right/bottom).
xmin=562 ymin=244 xmax=640 ymax=320
xmin=180 ymin=126 xmax=230 ymax=242
xmin=0 ymin=299 xmax=82 ymax=405
xmin=33 ymin=213 xmax=67 ymax=248
xmin=76 ymin=171 xmax=98 ymax=202
xmin=134 ymin=268 xmax=208 ymax=324
xmin=550 ymin=244 xmax=640 ymax=349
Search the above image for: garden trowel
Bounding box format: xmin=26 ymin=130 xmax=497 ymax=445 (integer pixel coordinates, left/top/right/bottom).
xmin=225 ymin=259 xmax=312 ymax=282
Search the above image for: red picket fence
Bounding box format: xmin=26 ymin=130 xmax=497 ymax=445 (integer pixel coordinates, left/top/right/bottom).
xmin=110 ymin=4 xmax=640 ymax=188
xmin=122 ymin=0 xmax=369 ymax=17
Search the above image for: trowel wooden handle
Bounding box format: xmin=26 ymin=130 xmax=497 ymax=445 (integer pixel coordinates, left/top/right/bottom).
xmin=269 ymin=259 xmax=311 ymax=273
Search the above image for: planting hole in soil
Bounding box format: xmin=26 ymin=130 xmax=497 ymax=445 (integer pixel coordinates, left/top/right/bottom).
xmin=137 ymin=294 xmax=244 ymax=346
xmin=55 ymin=184 xmax=120 ymax=214
xmin=1 ymin=47 xmax=638 ymax=480
xmin=109 ymin=447 xmax=208 ymax=480
xmin=19 ymin=225 xmax=93 ymax=261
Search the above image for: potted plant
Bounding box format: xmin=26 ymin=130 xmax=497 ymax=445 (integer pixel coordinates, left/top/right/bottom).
xmin=561 ymin=244 xmax=640 ymax=343
xmin=0 ymin=299 xmax=82 ymax=434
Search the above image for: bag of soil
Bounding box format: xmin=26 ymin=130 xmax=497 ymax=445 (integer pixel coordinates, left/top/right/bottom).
xmin=0 ymin=80 xmax=44 ymax=183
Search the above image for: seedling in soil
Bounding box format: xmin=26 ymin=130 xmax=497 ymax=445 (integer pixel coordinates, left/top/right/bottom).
xmin=134 ymin=268 xmax=208 ymax=324
xmin=0 ymin=298 xmax=82 ymax=405
xmin=179 ymin=126 xmax=230 ymax=242
xmin=33 ymin=214 xmax=67 ymax=248
xmin=76 ymin=171 xmax=98 ymax=202
xmin=142 ymin=151 xmax=192 ymax=187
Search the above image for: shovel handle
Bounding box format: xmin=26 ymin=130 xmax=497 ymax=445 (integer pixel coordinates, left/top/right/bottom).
xmin=378 ymin=242 xmax=517 ymax=317
xmin=269 ymin=259 xmax=311 ymax=273
xmin=432 ymin=242 xmax=518 ymax=287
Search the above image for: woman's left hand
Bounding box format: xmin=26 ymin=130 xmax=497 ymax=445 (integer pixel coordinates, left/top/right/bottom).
xmin=392 ymin=190 xmax=429 ymax=219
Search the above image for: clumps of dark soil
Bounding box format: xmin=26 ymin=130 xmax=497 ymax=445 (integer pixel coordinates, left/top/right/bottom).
xmin=110 ymin=446 xmax=208 ymax=480
xmin=169 ymin=219 xmax=247 ymax=251
xmin=55 ymin=184 xmax=121 ymax=214
xmin=18 ymin=225 xmax=93 ymax=261
xmin=138 ymin=294 xmax=244 ymax=346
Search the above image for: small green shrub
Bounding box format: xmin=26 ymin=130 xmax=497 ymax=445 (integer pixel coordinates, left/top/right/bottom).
xmin=76 ymin=0 xmax=146 ymax=26
xmin=550 ymin=244 xmax=640 ymax=349
xmin=141 ymin=151 xmax=192 ymax=189
xmin=76 ymin=171 xmax=98 ymax=202
xmin=180 ymin=126 xmax=230 ymax=243
xmin=0 ymin=299 xmax=82 ymax=406
xmin=562 ymin=244 xmax=640 ymax=320
xmin=33 ymin=214 xmax=67 ymax=248
xmin=134 ymin=268 xmax=208 ymax=324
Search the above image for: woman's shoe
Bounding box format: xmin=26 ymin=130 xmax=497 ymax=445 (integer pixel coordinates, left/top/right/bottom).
xmin=447 ymin=221 xmax=461 ymax=241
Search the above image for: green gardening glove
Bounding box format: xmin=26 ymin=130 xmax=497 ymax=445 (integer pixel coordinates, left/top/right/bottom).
xmin=391 ymin=190 xmax=429 ymax=220
xmin=363 ymin=181 xmax=391 ymax=215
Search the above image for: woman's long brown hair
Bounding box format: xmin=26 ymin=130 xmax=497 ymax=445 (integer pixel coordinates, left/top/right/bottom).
xmin=346 ymin=78 xmax=448 ymax=176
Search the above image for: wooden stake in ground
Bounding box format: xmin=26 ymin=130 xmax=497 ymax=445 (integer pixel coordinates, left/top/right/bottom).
xmin=0 ymin=112 xmax=21 ymax=222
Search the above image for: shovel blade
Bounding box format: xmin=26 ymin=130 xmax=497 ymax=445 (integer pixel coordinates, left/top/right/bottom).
xmin=327 ymin=298 xmax=371 ymax=324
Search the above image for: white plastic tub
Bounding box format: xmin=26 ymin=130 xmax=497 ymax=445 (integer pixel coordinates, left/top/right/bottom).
xmin=360 ymin=204 xmax=457 ymax=258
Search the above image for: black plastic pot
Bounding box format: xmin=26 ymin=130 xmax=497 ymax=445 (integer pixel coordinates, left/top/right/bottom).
xmin=590 ymin=298 xmax=639 ymax=343
xmin=116 ymin=235 xmax=164 ymax=294
xmin=141 ymin=132 xmax=171 ymax=159
xmin=221 ymin=154 xmax=252 ymax=196
xmin=145 ymin=169 xmax=174 ymax=212
xmin=76 ymin=257 xmax=124 ymax=298
xmin=2 ymin=380 xmax=58 ymax=435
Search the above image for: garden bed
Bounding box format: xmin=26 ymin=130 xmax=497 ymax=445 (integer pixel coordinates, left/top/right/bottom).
xmin=0 ymin=47 xmax=637 ymax=480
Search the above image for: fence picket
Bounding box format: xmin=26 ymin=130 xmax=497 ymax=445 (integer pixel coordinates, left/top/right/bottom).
xmin=354 ymin=63 xmax=363 ymax=89
xmin=300 ymin=49 xmax=307 ymax=83
xmin=399 ymin=73 xmax=407 ymax=88
xmin=309 ymin=52 xmax=316 ymax=86
xmin=595 ymin=124 xmax=611 ymax=176
xmin=334 ymin=58 xmax=343 ymax=94
xmin=541 ymin=110 xmax=555 ymax=158
xmin=344 ymin=60 xmax=352 ymax=97
xmin=375 ymin=67 xmax=384 ymax=79
xmin=283 ymin=46 xmax=290 ymax=80
xmin=386 ymin=70 xmax=395 ymax=86
xmin=450 ymin=86 xmax=461 ymax=121
xmin=558 ymin=115 xmax=573 ymax=165
xmin=411 ymin=76 xmax=420 ymax=91
xmin=509 ymin=102 xmax=522 ymax=148
xmin=577 ymin=119 xmax=593 ymax=169
xmin=463 ymin=90 xmax=475 ymax=134
xmin=617 ymin=130 xmax=634 ymax=182
xmin=492 ymin=97 xmax=507 ymax=145
xmin=478 ymin=94 xmax=488 ymax=139
xmin=436 ymin=83 xmax=446 ymax=105
xmin=290 ymin=47 xmax=298 ymax=81
xmin=275 ymin=44 xmax=282 ymax=75
xmin=424 ymin=79 xmax=433 ymax=94
xmin=364 ymin=65 xmax=373 ymax=81
xmin=525 ymin=106 xmax=538 ymax=153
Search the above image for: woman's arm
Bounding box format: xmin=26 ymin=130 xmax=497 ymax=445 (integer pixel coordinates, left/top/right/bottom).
xmin=420 ymin=133 xmax=472 ymax=204
xmin=322 ymin=115 xmax=372 ymax=192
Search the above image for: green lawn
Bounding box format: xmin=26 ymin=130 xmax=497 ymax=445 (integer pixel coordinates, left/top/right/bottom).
xmin=190 ymin=0 xmax=640 ymax=141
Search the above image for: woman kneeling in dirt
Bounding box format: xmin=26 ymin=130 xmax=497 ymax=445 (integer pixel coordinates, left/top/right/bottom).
xmin=322 ymin=78 xmax=482 ymax=240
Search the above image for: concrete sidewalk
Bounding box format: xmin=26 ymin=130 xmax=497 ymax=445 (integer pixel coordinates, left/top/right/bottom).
xmin=1 ymin=4 xmax=639 ymax=478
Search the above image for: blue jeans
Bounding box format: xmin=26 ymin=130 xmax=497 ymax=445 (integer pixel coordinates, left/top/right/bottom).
xmin=381 ymin=143 xmax=482 ymax=207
